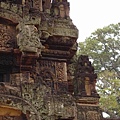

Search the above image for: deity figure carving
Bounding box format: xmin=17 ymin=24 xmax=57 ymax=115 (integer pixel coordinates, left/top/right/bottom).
xmin=51 ymin=0 xmax=70 ymax=19
xmin=17 ymin=24 xmax=44 ymax=55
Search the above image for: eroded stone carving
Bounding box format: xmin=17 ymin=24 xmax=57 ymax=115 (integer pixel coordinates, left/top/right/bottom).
xmin=17 ymin=24 xmax=44 ymax=55
xmin=37 ymin=60 xmax=68 ymax=92
xmin=74 ymin=55 xmax=98 ymax=97
xmin=51 ymin=0 xmax=70 ymax=19
xmin=0 ymin=24 xmax=16 ymax=50
xmin=77 ymin=105 xmax=102 ymax=120
xmin=0 ymin=0 xmax=103 ymax=120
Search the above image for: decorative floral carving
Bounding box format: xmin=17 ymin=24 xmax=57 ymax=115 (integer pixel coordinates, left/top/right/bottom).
xmin=0 ymin=24 xmax=15 ymax=50
xmin=56 ymin=62 xmax=67 ymax=81
xmin=37 ymin=60 xmax=68 ymax=93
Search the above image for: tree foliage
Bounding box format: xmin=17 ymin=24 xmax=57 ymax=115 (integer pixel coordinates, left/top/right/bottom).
xmin=97 ymin=70 xmax=120 ymax=118
xmin=77 ymin=23 xmax=120 ymax=118
xmin=78 ymin=23 xmax=120 ymax=77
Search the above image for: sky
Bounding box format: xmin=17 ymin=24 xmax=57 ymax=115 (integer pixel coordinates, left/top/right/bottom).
xmin=67 ymin=0 xmax=120 ymax=118
xmin=68 ymin=0 xmax=120 ymax=42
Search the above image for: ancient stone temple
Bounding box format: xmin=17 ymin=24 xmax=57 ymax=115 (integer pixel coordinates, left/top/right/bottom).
xmin=0 ymin=0 xmax=103 ymax=120
xmin=74 ymin=55 xmax=103 ymax=120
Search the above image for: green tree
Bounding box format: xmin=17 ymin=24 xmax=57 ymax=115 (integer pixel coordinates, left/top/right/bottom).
xmin=97 ymin=70 xmax=120 ymax=118
xmin=77 ymin=23 xmax=120 ymax=118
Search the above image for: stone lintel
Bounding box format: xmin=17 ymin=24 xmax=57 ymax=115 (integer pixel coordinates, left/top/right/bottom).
xmin=76 ymin=96 xmax=100 ymax=105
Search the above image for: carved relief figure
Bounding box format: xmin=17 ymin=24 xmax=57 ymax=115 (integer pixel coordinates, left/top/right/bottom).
xmin=17 ymin=24 xmax=44 ymax=55
xmin=51 ymin=0 xmax=70 ymax=18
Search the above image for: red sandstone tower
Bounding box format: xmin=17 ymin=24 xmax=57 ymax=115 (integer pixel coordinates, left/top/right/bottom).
xmin=0 ymin=0 xmax=103 ymax=120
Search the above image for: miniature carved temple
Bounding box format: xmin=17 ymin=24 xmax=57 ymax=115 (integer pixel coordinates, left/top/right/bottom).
xmin=0 ymin=0 xmax=103 ymax=120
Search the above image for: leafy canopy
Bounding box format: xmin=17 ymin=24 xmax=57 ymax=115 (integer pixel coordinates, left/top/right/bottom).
xmin=78 ymin=23 xmax=120 ymax=118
